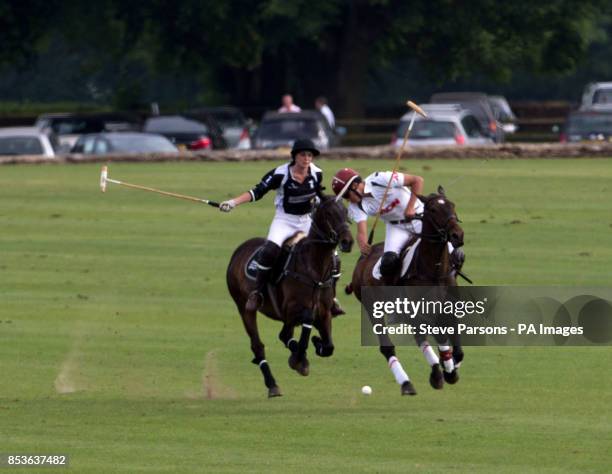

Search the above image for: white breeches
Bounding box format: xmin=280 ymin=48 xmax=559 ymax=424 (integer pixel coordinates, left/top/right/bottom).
xmin=383 ymin=219 xmax=422 ymax=253
xmin=383 ymin=219 xmax=454 ymax=254
xmin=266 ymin=210 xmax=312 ymax=246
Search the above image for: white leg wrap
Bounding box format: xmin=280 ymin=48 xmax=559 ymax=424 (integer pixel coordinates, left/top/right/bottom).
xmin=438 ymin=345 xmax=455 ymax=373
xmin=388 ymin=356 xmax=410 ymax=385
xmin=420 ymin=342 xmax=439 ymax=366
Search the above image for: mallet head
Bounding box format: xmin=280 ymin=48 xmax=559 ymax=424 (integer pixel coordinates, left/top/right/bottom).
xmin=100 ymin=166 xmax=108 ymax=193
xmin=407 ymin=100 xmax=428 ymax=118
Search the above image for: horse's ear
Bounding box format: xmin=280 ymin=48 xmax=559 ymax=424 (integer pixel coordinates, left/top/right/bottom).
xmin=437 ymin=185 xmax=446 ymax=196
xmin=418 ymin=194 xmax=429 ymax=203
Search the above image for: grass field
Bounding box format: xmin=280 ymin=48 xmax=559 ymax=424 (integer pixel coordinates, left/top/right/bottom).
xmin=1 ymin=158 xmax=611 ymax=473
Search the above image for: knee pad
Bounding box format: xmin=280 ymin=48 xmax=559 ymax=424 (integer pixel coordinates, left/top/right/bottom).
xmin=380 ymin=251 xmax=400 ymax=277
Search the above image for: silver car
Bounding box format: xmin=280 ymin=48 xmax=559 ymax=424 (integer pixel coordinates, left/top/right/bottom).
xmin=393 ymin=104 xmax=494 ymax=148
xmin=0 ymin=127 xmax=57 ymax=157
xmin=580 ymin=82 xmax=612 ymax=111
xmin=71 ymin=132 xmax=178 ymax=155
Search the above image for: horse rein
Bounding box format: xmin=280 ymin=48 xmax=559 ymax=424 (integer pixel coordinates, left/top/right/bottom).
xmin=284 ymin=200 xmax=350 ymax=289
xmin=417 ymin=209 xmax=460 ymax=244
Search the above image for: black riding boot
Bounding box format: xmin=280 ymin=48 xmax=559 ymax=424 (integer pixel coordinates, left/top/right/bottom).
xmin=246 ymin=241 xmax=281 ymax=312
xmin=380 ymin=251 xmax=401 ymax=286
xmin=330 ymin=251 xmax=345 ymax=317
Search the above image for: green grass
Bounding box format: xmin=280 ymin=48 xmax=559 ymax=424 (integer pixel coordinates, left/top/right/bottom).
xmin=1 ymin=159 xmax=611 ymax=473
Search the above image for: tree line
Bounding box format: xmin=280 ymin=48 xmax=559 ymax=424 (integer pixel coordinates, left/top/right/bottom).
xmin=1 ymin=0 xmax=610 ymax=117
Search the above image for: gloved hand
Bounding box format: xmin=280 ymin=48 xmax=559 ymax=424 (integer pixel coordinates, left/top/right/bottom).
xmin=219 ymin=200 xmax=236 ymax=212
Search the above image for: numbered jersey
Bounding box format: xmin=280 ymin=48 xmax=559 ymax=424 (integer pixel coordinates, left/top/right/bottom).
xmin=249 ymin=162 xmax=323 ymax=215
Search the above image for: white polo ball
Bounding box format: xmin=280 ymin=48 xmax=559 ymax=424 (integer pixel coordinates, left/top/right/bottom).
xmin=361 ymin=385 xmax=372 ymax=395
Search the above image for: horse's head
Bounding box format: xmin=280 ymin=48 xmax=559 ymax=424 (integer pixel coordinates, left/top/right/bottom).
xmin=311 ymin=195 xmax=354 ymax=252
xmin=418 ymin=185 xmax=464 ymax=248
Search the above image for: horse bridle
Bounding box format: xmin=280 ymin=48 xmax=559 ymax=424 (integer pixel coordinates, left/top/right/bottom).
xmin=416 ymin=206 xmax=460 ymax=244
xmin=308 ymin=200 xmax=350 ymax=246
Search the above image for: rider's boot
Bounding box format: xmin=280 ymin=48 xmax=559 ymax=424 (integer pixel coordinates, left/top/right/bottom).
xmin=246 ymin=241 xmax=281 ymax=312
xmin=380 ymin=251 xmax=401 ymax=286
xmin=330 ymin=251 xmax=346 ymax=317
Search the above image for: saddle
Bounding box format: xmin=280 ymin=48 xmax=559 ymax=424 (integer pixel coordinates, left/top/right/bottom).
xmin=245 ymin=232 xmax=307 ymax=282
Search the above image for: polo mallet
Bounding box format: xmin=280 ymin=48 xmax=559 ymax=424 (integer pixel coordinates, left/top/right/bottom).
xmin=99 ymin=166 xmax=220 ymax=207
xmin=367 ymin=100 xmax=427 ymax=245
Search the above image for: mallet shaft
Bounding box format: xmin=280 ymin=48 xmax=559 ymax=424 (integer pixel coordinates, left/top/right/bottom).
xmin=107 ymin=178 xmax=219 ymax=206
xmin=367 ymin=100 xmax=421 ymax=245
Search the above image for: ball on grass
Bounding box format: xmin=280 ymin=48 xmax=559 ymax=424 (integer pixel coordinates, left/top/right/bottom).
xmin=361 ymin=385 xmax=372 ymax=395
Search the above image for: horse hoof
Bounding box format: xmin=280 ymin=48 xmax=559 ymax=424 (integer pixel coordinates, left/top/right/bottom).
xmin=401 ymin=381 xmax=417 ymax=396
xmin=429 ymin=364 xmax=444 ymax=390
xmin=268 ymin=386 xmax=282 ymax=398
xmin=443 ymin=369 xmax=459 ymax=384
xmin=288 ymin=354 xmax=310 ymax=376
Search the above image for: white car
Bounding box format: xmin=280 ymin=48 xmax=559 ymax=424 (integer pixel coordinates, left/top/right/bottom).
xmin=392 ymin=104 xmax=494 ymax=148
xmin=0 ymin=127 xmax=57 ymax=157
xmin=580 ymin=82 xmax=612 ymax=111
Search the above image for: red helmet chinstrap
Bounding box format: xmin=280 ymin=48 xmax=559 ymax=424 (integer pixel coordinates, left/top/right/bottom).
xmin=332 ymin=168 xmax=361 ymax=198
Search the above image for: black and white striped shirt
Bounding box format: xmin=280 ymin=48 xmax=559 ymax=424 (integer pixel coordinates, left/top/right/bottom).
xmin=249 ymin=163 xmax=323 ymax=215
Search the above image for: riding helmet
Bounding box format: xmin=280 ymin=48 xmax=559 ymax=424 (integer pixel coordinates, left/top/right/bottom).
xmin=332 ymin=168 xmax=361 ymax=198
xmin=291 ymin=139 xmax=320 ymax=157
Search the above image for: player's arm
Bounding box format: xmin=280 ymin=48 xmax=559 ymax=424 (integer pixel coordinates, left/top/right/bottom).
xmin=356 ymin=220 xmax=371 ymax=255
xmin=401 ymin=173 xmax=424 ymax=217
xmin=220 ymin=169 xmax=282 ymax=212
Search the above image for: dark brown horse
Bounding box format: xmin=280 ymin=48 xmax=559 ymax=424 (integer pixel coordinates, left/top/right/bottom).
xmin=226 ymin=196 xmax=353 ymax=397
xmin=348 ymin=186 xmax=465 ymax=394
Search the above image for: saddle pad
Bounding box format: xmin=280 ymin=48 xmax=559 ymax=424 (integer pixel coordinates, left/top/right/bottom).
xmin=245 ymin=248 xmax=261 ymax=280
xmin=244 ymin=233 xmax=305 ymax=281
xmin=372 ymin=238 xmax=421 ymax=280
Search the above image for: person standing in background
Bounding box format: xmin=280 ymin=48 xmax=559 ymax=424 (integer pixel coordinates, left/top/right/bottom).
xmin=315 ymin=96 xmax=335 ymax=129
xmin=278 ymin=94 xmax=302 ymax=113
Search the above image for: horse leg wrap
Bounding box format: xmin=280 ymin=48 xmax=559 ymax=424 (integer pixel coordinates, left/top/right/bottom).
xmin=297 ymin=309 xmax=314 ymax=353
xmin=388 ymin=356 xmax=410 ymax=385
xmin=420 ymin=341 xmax=440 ymax=366
xmin=279 ymin=327 xmax=298 ymax=352
xmin=286 ymin=338 xmax=298 ymax=352
xmin=453 ymin=345 xmax=464 ymax=367
xmin=380 ymin=345 xmax=396 ymax=360
xmin=252 ymin=358 xmax=276 ymax=389
xmin=312 ymin=336 xmax=334 ymax=357
xmin=438 ymin=345 xmax=455 ymax=373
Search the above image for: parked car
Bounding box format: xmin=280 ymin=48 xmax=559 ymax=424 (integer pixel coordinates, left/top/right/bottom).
xmin=430 ymin=92 xmax=504 ymax=143
xmin=580 ymin=82 xmax=612 ymax=111
xmin=392 ymin=104 xmax=494 ymax=148
xmin=252 ymin=110 xmax=340 ymax=150
xmin=560 ymin=110 xmax=612 ymax=143
xmin=35 ymin=113 xmax=141 ymax=151
xmin=71 ymin=132 xmax=178 ymax=155
xmin=143 ymin=115 xmax=226 ymax=150
xmin=0 ymin=127 xmax=58 ymax=157
xmin=489 ymin=96 xmax=518 ymax=134
xmin=188 ymin=106 xmax=251 ymax=149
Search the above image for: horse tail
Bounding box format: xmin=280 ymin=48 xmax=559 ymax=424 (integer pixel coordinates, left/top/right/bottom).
xmin=344 ymin=283 xmax=353 ymax=295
